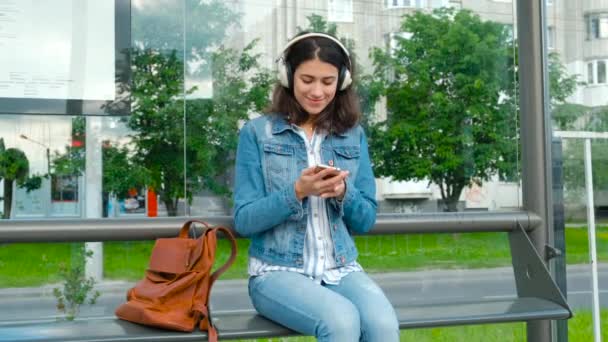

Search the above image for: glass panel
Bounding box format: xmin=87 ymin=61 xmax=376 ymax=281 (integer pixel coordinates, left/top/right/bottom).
xmin=548 ymin=2 xmax=608 ymax=339
xmin=128 ymin=0 xmax=187 ymax=217
xmin=0 ymin=1 xmax=130 ymax=116
xmin=0 ymin=0 xmax=530 ymax=340
xmin=371 ymin=5 xmax=520 ymax=213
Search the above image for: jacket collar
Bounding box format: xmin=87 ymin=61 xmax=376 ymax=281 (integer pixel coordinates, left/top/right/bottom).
xmin=270 ymin=114 xmax=349 ymax=137
xmin=271 ymin=115 xmax=293 ymax=135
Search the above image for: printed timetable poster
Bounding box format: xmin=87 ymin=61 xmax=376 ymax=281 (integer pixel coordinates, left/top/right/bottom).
xmin=0 ymin=0 xmax=130 ymax=115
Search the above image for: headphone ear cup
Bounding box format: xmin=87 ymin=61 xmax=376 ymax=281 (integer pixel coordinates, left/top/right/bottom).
xmin=277 ymin=58 xmax=290 ymax=88
xmin=340 ymin=68 xmax=352 ymax=91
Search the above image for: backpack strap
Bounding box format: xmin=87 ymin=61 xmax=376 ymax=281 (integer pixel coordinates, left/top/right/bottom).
xmin=209 ymin=226 xmax=238 ymax=284
xmin=203 ymin=226 xmax=237 ymax=341
xmin=178 ymin=219 xmax=212 ymax=238
xmin=185 ymin=221 xmax=237 ymax=341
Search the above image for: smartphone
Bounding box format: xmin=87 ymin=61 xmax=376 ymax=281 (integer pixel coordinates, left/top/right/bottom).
xmin=314 ymin=164 xmax=341 ymax=179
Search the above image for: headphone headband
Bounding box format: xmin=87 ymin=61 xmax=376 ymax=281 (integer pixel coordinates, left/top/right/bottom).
xmin=280 ymin=32 xmax=351 ymax=59
xmin=277 ymin=32 xmax=353 ymax=91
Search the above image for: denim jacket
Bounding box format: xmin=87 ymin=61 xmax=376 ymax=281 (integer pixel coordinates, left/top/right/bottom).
xmin=233 ymin=114 xmax=377 ymax=268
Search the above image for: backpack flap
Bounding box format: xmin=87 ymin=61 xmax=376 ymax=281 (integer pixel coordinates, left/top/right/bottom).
xmin=148 ymin=238 xmax=195 ymax=274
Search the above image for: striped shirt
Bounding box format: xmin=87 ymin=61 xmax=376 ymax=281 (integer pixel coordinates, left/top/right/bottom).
xmin=248 ymin=126 xmax=362 ymax=285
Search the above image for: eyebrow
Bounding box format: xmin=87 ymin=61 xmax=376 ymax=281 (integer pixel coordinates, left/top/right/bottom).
xmin=300 ymin=74 xmax=337 ymax=80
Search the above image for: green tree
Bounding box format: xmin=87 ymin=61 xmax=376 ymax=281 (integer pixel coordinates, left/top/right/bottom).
xmin=102 ymin=142 xmax=148 ymax=200
xmin=368 ymin=9 xmax=514 ymax=211
xmin=126 ymin=43 xmax=271 ymax=216
xmin=0 ymin=139 xmax=30 ymax=219
xmin=368 ymin=8 xmax=579 ymax=211
xmin=51 ymin=117 xmax=86 ymax=177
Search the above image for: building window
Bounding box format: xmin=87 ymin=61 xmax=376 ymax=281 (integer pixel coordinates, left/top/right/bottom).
xmin=598 ymin=61 xmax=606 ymax=84
xmin=386 ymin=0 xmax=426 ymax=9
xmin=328 ymin=0 xmax=353 ymax=22
xmin=585 ymin=60 xmax=608 ymax=85
xmin=588 ymin=62 xmax=594 ymax=84
xmin=586 ymin=13 xmax=608 ymax=40
xmin=547 ymin=26 xmax=555 ymax=49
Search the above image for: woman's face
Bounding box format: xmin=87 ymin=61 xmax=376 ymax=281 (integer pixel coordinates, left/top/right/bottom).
xmin=293 ymin=57 xmax=339 ymax=116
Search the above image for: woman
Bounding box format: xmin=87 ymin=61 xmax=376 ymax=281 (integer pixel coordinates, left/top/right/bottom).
xmin=233 ymin=32 xmax=399 ymax=341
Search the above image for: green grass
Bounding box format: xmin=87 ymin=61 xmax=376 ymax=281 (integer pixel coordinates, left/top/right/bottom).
xmin=230 ymin=310 xmax=607 ymax=341
xmin=0 ymin=226 xmax=606 ymax=287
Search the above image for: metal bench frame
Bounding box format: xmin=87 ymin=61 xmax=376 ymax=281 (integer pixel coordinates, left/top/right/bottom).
xmin=0 ymin=213 xmax=571 ymax=341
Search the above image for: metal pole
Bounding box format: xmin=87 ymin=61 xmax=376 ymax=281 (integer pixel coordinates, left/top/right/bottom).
xmin=517 ymin=0 xmax=554 ymax=340
xmin=583 ymin=138 xmax=602 ymax=342
xmin=552 ymin=138 xmax=568 ymax=341
xmin=85 ymin=116 xmax=103 ymax=281
xmin=45 ymin=147 xmax=50 ymax=175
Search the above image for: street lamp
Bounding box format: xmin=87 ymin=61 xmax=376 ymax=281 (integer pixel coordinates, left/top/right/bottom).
xmin=19 ymin=134 xmax=50 ymax=175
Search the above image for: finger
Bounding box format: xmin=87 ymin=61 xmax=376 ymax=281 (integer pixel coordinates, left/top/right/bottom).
xmin=320 ymin=191 xmax=337 ymax=198
xmin=319 ymin=173 xmax=347 ymax=188
xmin=319 ymin=182 xmax=343 ymax=195
xmin=301 ymin=166 xmax=317 ymax=176
xmin=318 ymin=168 xmax=341 ymax=179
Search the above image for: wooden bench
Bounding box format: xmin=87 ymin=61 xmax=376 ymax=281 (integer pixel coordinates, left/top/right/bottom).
xmin=0 ymin=212 xmax=571 ymax=341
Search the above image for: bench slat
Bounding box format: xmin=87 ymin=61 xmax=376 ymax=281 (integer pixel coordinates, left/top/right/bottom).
xmin=0 ymin=297 xmax=570 ymax=341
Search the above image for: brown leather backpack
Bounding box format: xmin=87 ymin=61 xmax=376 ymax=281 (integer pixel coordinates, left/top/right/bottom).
xmin=115 ymin=220 xmax=237 ymax=341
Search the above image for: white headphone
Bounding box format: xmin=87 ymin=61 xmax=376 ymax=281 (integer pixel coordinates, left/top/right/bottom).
xmin=276 ymin=32 xmax=353 ymax=91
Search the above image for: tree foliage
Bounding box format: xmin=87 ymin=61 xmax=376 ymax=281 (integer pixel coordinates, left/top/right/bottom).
xmin=126 ymin=39 xmax=272 ymax=215
xmin=0 ymin=139 xmax=30 ymax=218
xmin=102 ymin=142 xmax=148 ymax=198
xmin=368 ymin=9 xmax=514 ymax=211
xmin=132 ymin=0 xmax=239 ymax=78
xmin=368 ymin=8 xmax=579 ymax=211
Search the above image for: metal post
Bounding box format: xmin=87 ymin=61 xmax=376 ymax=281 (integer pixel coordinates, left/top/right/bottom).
xmin=552 ymin=138 xmax=568 ymax=341
xmin=85 ymin=116 xmax=103 ymax=281
xmin=583 ymin=139 xmax=602 ymax=342
xmin=516 ymin=0 xmax=554 ymax=341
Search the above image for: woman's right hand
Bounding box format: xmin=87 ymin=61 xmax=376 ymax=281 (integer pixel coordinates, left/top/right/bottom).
xmin=294 ymin=166 xmax=349 ymax=200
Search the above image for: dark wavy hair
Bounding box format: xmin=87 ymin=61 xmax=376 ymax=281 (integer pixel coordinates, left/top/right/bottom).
xmin=266 ymin=32 xmax=361 ymax=134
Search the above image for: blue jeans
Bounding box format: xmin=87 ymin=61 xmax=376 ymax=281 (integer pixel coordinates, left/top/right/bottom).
xmin=248 ymin=271 xmax=400 ymax=341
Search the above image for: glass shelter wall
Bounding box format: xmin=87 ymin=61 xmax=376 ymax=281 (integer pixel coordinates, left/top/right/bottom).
xmin=1 ymin=0 xmax=581 ymax=341
xmin=0 ymin=0 xmax=522 ymax=220
xmin=547 ymin=0 xmax=608 ymax=339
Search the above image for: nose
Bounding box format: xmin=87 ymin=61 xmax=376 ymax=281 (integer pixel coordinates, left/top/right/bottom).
xmin=310 ymin=82 xmax=324 ymax=98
